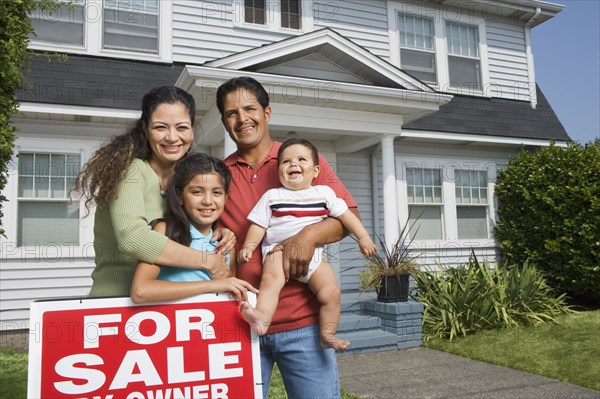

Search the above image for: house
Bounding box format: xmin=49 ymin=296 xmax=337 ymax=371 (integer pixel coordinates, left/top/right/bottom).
xmin=1 ymin=0 xmax=569 ymax=352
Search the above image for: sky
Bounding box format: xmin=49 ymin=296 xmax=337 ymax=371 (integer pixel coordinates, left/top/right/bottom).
xmin=531 ymin=0 xmax=600 ymax=144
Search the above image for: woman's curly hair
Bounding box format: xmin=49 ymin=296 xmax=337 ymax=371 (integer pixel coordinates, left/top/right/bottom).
xmin=73 ymin=86 xmax=196 ymax=214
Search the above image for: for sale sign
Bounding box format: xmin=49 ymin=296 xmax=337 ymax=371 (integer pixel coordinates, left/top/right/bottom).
xmin=27 ymin=293 xmax=262 ymax=399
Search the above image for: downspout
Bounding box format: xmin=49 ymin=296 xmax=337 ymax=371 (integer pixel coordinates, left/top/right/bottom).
xmin=524 ymin=7 xmax=541 ymax=109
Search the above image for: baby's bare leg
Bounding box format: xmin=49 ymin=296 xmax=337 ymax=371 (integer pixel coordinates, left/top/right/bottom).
xmin=308 ymin=262 xmax=350 ymax=351
xmin=240 ymin=251 xmax=285 ymax=335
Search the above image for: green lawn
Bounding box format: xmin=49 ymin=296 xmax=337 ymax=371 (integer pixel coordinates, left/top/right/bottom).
xmin=0 ymin=348 xmax=359 ymax=399
xmin=425 ymin=310 xmax=600 ymax=391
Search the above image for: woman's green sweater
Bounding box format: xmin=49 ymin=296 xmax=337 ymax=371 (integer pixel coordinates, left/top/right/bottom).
xmin=89 ymin=159 xmax=169 ymax=297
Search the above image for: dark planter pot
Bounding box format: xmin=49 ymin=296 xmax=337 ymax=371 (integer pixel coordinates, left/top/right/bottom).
xmin=377 ymin=274 xmax=410 ymax=302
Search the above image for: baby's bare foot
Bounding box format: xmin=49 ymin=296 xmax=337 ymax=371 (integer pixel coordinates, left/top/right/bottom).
xmin=320 ymin=334 xmax=350 ymax=351
xmin=239 ymin=301 xmax=270 ymax=335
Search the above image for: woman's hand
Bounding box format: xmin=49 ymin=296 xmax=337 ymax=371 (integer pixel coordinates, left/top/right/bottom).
xmin=212 ymin=227 xmax=236 ymax=254
xmin=213 ymin=278 xmax=258 ymax=302
xmin=202 ymin=253 xmax=230 ymax=280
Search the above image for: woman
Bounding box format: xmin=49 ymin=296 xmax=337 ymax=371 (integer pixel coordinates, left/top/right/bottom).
xmin=75 ymin=86 xmax=232 ymax=297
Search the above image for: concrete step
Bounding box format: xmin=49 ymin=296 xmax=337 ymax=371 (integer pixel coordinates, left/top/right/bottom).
xmin=337 ymin=329 xmax=399 ymax=354
xmin=338 ymin=313 xmax=380 ymax=333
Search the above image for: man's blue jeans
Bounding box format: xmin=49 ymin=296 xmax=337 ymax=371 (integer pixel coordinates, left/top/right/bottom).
xmin=259 ymin=324 xmax=340 ymax=398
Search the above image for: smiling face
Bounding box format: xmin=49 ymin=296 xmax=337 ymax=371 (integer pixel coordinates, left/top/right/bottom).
xmin=147 ymin=101 xmax=194 ymax=168
xmin=221 ymin=88 xmax=272 ymax=152
xmin=180 ymin=172 xmax=227 ymax=236
xmin=278 ymin=144 xmax=320 ymax=191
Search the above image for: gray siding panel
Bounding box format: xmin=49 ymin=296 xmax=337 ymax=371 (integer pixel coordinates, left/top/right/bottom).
xmin=336 ymin=152 xmax=374 ymax=292
xmin=1 ymin=261 xmax=93 ymax=329
xmin=314 ymin=0 xmax=390 ymax=60
xmin=486 ymin=20 xmax=530 ymax=100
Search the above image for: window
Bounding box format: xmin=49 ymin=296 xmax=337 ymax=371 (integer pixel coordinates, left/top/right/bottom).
xmin=17 ymin=153 xmax=81 ymax=247
xmin=406 ymin=167 xmax=443 ymax=240
xmin=244 ymin=0 xmax=265 ymax=25
xmin=103 ymin=0 xmax=159 ymax=54
xmin=398 ymin=13 xmax=436 ymax=83
xmin=455 ymin=170 xmax=489 ymax=239
xmin=389 ymin=2 xmax=490 ymax=95
xmin=28 ymin=0 xmax=171 ymax=62
xmin=281 ymin=0 xmax=301 ymax=30
xmin=237 ymin=0 xmax=307 ymax=31
xmin=29 ymin=1 xmax=86 ymax=46
xmin=446 ymin=22 xmax=481 ymax=90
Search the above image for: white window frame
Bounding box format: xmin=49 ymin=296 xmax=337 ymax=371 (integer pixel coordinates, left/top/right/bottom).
xmin=233 ymin=0 xmax=313 ymax=33
xmin=2 ymin=138 xmax=97 ymax=260
xmin=397 ymin=12 xmax=437 ymax=84
xmin=387 ymin=0 xmax=491 ymax=97
xmin=405 ymin=166 xmax=445 ymax=240
xmin=396 ymin=156 xmax=497 ymax=248
xmin=28 ymin=0 xmax=173 ymax=63
xmin=454 ymin=169 xmax=491 ymax=239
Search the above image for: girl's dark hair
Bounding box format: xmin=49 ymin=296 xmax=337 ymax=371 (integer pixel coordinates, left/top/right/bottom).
xmin=74 ymin=86 xmax=195 ymax=213
xmin=164 ymin=153 xmax=231 ymax=246
xmin=277 ymin=137 xmax=319 ymax=166
xmin=216 ymin=76 xmax=270 ymax=116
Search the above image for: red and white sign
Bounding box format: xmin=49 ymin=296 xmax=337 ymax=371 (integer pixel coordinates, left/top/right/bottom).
xmin=27 ymin=293 xmax=261 ymax=399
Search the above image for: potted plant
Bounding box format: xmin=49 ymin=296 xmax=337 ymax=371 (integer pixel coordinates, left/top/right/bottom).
xmin=359 ymin=221 xmax=418 ymax=302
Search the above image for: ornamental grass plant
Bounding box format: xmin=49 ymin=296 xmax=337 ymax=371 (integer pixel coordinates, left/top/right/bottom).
xmin=412 ymin=252 xmax=574 ymax=340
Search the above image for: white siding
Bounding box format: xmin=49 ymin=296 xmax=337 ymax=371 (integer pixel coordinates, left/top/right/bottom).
xmin=335 ymin=152 xmax=375 ymax=292
xmin=313 ymin=0 xmax=390 ymax=60
xmin=172 ymin=0 xmax=291 ymax=64
xmin=172 ymin=0 xmax=391 ymax=65
xmin=0 ymin=260 xmax=93 ymax=329
xmin=486 ymin=20 xmax=531 ymax=101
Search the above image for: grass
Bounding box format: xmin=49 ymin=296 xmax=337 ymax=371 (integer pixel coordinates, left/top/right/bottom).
xmin=0 ymin=348 xmax=27 ymax=398
xmin=425 ymin=310 xmax=600 ymax=391
xmin=0 ymin=348 xmax=360 ymax=399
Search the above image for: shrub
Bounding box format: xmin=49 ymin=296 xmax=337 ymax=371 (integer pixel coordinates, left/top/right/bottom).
xmin=411 ymin=253 xmax=573 ymax=340
xmin=494 ymin=140 xmax=600 ymax=302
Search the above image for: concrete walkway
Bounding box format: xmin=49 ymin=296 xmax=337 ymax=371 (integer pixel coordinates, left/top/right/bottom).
xmin=338 ymin=347 xmax=600 ymax=399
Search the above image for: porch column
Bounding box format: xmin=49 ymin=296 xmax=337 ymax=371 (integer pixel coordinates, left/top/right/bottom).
xmin=381 ymin=135 xmax=399 ymax=249
xmin=223 ymin=130 xmax=236 ymax=158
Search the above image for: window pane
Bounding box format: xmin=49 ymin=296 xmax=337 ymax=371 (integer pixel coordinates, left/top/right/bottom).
xmin=103 ymin=0 xmax=159 ymax=53
xmin=245 ymin=0 xmax=266 ymax=24
xmin=17 ymin=152 xmax=82 ymax=247
xmin=399 ymin=14 xmax=434 ymax=50
xmin=18 ymin=202 xmax=80 ymax=246
xmin=400 ymin=49 xmax=436 ymax=83
xmin=457 ymin=207 xmax=488 ymax=239
xmin=449 ymin=56 xmax=481 ymax=90
xmin=407 ymin=167 xmax=442 ymax=204
xmin=281 ymin=0 xmax=301 ymax=29
xmin=456 ymin=170 xmax=488 ymax=204
xmin=409 ymin=206 xmax=443 ymax=240
xmin=29 ymin=2 xmax=85 ymax=46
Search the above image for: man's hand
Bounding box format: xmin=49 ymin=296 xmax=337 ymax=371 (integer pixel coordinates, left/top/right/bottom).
xmin=269 ymin=230 xmax=315 ymax=282
xmin=212 ymin=227 xmax=236 ymax=254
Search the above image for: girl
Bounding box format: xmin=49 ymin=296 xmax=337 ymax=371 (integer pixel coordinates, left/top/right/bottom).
xmin=131 ymin=153 xmax=257 ymax=303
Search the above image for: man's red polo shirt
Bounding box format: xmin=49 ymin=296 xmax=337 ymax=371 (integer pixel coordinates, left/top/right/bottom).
xmin=220 ymin=141 xmax=357 ymax=333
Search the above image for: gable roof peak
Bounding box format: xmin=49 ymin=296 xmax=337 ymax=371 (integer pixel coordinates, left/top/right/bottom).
xmin=205 ymin=28 xmax=435 ymax=92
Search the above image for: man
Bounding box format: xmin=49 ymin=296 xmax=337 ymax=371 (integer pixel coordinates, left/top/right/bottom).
xmin=217 ymin=76 xmax=360 ymax=398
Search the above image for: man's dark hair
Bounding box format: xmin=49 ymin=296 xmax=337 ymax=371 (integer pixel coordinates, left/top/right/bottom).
xmin=216 ymin=76 xmax=270 ymax=116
